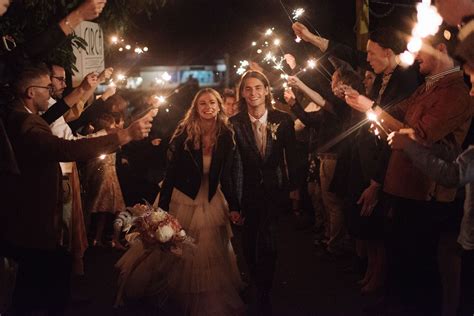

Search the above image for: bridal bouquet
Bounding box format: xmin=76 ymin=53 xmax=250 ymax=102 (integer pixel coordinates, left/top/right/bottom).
xmin=124 ymin=203 xmax=194 ymax=253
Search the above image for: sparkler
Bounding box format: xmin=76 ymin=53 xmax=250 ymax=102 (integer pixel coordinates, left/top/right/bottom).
xmin=407 ymin=37 xmax=422 ymax=53
xmin=366 ymin=111 xmax=389 ymax=136
xmin=399 ymin=51 xmax=416 ymax=67
xmin=265 ymin=28 xmax=273 ymax=36
xmin=161 ymin=72 xmax=172 ymax=82
xmin=236 ymin=60 xmax=250 ymax=75
xmin=154 ymin=95 xmax=167 ymax=104
xmin=292 ymin=8 xmax=305 ymax=21
xmin=399 ymin=0 xmax=442 ymax=66
xmin=307 ymin=58 xmax=317 ymax=69
xmin=116 ymin=73 xmax=126 ymax=81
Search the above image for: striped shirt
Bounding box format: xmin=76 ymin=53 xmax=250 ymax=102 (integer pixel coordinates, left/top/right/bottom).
xmin=425 ymin=66 xmax=461 ymax=89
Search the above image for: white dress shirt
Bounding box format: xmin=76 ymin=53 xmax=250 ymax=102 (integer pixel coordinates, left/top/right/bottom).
xmin=46 ymin=98 xmax=107 ymax=174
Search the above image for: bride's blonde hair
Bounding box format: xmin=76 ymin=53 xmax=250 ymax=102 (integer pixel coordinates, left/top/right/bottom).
xmin=171 ymin=88 xmax=232 ymax=150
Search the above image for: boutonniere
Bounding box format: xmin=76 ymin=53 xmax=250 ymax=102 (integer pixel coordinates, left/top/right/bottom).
xmin=267 ymin=122 xmax=280 ymax=140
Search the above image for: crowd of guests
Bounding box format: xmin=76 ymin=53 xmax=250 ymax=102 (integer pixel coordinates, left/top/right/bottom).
xmin=0 ymin=0 xmax=473 ymax=315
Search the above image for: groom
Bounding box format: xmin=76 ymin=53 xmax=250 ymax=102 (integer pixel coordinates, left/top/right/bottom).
xmin=229 ymin=70 xmax=300 ymax=310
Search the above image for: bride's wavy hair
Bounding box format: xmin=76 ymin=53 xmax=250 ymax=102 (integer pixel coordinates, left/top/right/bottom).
xmin=171 ymin=88 xmax=233 ymax=151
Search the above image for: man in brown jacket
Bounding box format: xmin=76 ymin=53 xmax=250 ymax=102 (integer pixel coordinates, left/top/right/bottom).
xmin=345 ymin=28 xmax=473 ymax=315
xmin=2 ymin=64 xmax=155 ymax=314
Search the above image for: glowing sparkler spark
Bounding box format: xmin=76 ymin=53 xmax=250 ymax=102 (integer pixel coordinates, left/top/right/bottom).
xmin=412 ymin=1 xmax=443 ymax=38
xmin=134 ymin=47 xmax=144 ymax=54
xmin=161 ymin=72 xmax=172 ymax=82
xmin=236 ymin=60 xmax=250 ymax=75
xmin=292 ymin=8 xmax=305 ymax=20
xmin=257 ymin=49 xmax=262 ymax=54
xmin=99 ymin=154 xmax=106 ymax=160
xmin=407 ymin=37 xmax=423 ymax=53
xmin=110 ymin=36 xmax=119 ymax=44
xmin=273 ymin=38 xmax=281 ymax=46
xmin=252 ymin=41 xmax=257 ymax=46
xmin=295 ymin=36 xmax=302 ymax=43
xmin=116 ymin=74 xmax=126 ymax=81
xmin=399 ymin=51 xmax=415 ymax=66
xmin=265 ymin=28 xmax=273 ymax=36
xmin=125 ymin=45 xmax=131 ymax=50
xmin=367 ymin=111 xmax=378 ymax=122
xmin=143 ymin=47 xmax=149 ymax=52
xmin=118 ymin=47 xmax=123 ymax=52
xmin=366 ymin=111 xmax=389 ymax=136
xmin=154 ymin=95 xmax=166 ymax=104
xmin=307 ymin=58 xmax=317 ymax=69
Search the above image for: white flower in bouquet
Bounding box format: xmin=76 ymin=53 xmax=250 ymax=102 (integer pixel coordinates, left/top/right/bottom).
xmin=155 ymin=224 xmax=175 ymax=243
xmin=150 ymin=210 xmax=168 ymax=223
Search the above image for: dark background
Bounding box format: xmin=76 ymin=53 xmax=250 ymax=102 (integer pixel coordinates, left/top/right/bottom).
xmin=125 ymin=0 xmax=417 ymax=67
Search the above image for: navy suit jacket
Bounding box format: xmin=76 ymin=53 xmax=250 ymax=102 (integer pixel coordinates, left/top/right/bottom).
xmin=230 ymin=109 xmax=299 ymax=215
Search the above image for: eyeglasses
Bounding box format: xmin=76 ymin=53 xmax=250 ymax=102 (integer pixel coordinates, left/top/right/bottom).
xmin=26 ymin=85 xmax=54 ymax=95
xmin=51 ymin=76 xmax=66 ymax=83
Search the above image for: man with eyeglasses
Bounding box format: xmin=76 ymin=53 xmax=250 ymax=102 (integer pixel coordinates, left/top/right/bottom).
xmin=2 ymin=64 xmax=156 ymax=315
xmin=50 ymin=65 xmax=68 ymax=100
xmin=45 ymin=64 xmax=112 ymax=276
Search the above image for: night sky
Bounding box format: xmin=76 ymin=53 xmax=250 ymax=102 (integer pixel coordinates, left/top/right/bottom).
xmin=130 ymin=0 xmax=356 ymax=66
xmin=128 ymin=0 xmax=417 ymax=67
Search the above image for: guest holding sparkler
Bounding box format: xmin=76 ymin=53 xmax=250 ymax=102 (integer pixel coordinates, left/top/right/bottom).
xmin=286 ymin=61 xmax=388 ymax=295
xmin=84 ymin=113 xmax=127 ymax=247
xmin=284 ymin=66 xmax=350 ymax=256
xmin=292 ymin=22 xmax=422 ymax=240
xmin=345 ymin=26 xmax=472 ymax=315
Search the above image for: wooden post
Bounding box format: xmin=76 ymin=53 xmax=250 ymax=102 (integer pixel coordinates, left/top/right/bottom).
xmin=356 ymin=0 xmax=370 ymax=51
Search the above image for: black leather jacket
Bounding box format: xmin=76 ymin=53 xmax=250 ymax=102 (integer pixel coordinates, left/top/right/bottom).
xmin=158 ymin=127 xmax=237 ymax=212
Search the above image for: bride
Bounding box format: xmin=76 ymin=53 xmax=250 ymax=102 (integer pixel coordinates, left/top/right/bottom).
xmin=116 ymin=88 xmax=244 ymax=315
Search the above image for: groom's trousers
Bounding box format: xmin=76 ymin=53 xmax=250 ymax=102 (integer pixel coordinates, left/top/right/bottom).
xmin=241 ymin=187 xmax=286 ymax=296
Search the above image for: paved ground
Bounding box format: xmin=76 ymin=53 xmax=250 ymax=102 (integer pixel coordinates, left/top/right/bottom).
xmin=66 ymin=212 xmax=374 ymax=316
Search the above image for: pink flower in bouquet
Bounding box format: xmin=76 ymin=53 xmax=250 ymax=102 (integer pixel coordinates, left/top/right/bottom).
xmin=126 ymin=203 xmax=192 ymax=251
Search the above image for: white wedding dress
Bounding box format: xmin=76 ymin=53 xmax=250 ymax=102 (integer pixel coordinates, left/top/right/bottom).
xmin=115 ymin=154 xmax=244 ymax=315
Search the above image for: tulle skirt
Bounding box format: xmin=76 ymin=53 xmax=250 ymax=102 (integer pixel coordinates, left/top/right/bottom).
xmin=116 ymin=180 xmax=244 ymax=315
